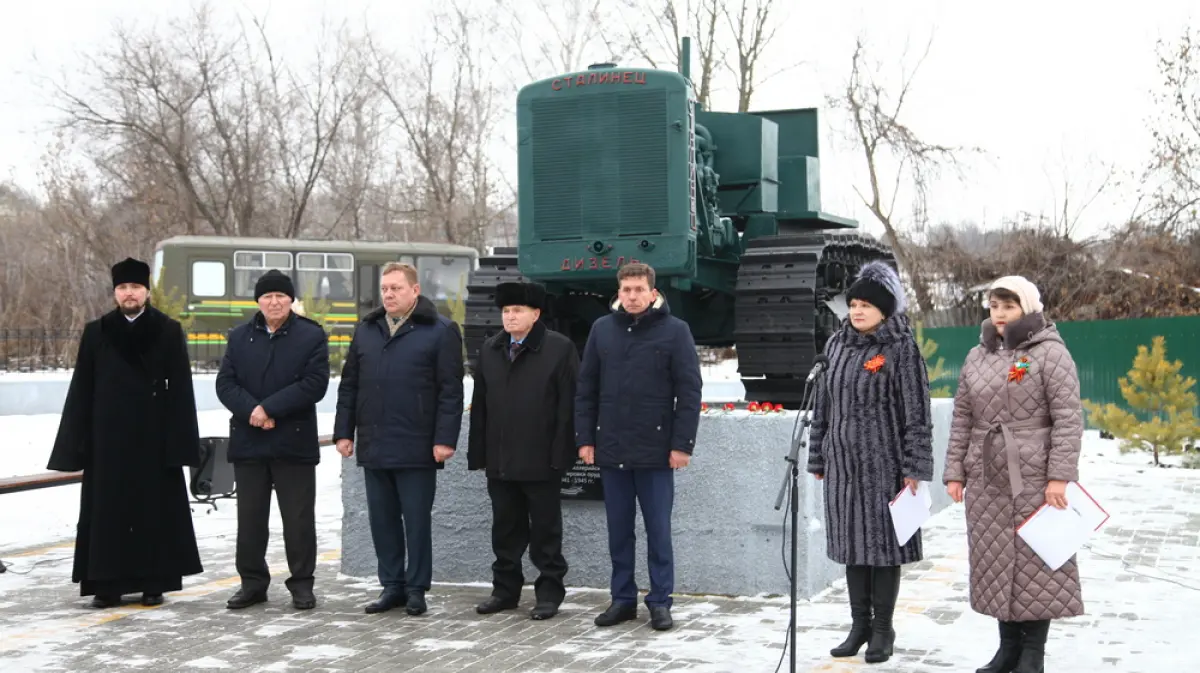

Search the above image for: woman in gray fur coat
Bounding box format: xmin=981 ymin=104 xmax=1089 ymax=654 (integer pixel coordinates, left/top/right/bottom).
xmin=806 ymin=260 xmax=934 ymax=665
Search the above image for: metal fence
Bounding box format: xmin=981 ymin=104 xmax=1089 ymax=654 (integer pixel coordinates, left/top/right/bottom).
xmin=0 ymin=329 xmax=84 ymax=373
xmin=0 ymin=329 xmax=231 ymax=374
xmin=924 ymin=315 xmax=1200 ymax=417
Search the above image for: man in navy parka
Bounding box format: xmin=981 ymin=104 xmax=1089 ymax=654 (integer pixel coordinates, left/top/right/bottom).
xmin=574 ymin=262 xmax=703 ymax=632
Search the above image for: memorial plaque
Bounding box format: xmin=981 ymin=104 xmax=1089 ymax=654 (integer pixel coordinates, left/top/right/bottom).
xmin=560 ymin=460 xmax=604 ymax=500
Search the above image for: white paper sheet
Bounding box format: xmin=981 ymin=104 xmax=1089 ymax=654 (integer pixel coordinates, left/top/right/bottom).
xmin=1017 ymin=482 xmax=1111 ymax=571
xmin=888 ymin=482 xmax=932 ymax=546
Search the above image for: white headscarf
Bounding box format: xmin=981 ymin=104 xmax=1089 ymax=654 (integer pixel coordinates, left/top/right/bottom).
xmin=985 ymin=276 xmax=1043 ymax=314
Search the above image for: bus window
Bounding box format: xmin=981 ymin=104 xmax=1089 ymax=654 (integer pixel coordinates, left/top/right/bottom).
xmin=357 ymin=264 xmax=379 ymax=314
xmin=152 ymin=249 xmax=164 ymax=286
xmin=417 ymin=255 xmax=471 ymax=301
xmin=233 ymin=251 xmax=293 ymax=298
xmin=297 ymin=252 xmax=354 ymax=300
xmin=191 ymin=260 xmax=227 ymax=297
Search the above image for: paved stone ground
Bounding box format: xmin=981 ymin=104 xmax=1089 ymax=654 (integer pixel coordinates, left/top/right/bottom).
xmin=0 ymin=438 xmax=1196 ymax=672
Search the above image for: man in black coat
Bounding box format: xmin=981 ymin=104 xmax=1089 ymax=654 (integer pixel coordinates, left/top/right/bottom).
xmin=468 ymin=282 xmax=579 ymax=621
xmin=334 ymin=261 xmax=464 ymax=616
xmin=47 ymin=257 xmax=204 ymax=608
xmin=575 ymin=262 xmax=703 ymax=631
xmin=216 ymin=270 xmax=330 ymax=611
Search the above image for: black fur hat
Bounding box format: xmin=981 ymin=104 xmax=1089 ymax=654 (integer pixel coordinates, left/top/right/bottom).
xmin=111 ymin=257 xmax=151 ymax=289
xmin=495 ymin=282 xmax=547 ymax=310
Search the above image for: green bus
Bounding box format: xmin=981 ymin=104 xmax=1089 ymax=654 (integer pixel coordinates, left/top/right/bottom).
xmin=151 ymin=235 xmax=479 ymax=364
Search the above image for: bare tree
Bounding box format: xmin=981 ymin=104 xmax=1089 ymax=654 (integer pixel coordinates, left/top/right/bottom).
xmin=828 ymin=36 xmax=971 ymax=315
xmin=369 ymin=1 xmax=513 ymax=250
xmin=1022 ymin=151 xmax=1120 ymax=240
xmin=320 ymin=91 xmax=390 ymax=240
xmin=618 ymin=0 xmax=724 ymax=109
xmin=724 ymin=0 xmax=782 ymax=112
xmin=501 ymin=0 xmax=625 ymax=81
xmin=1145 ymin=26 xmax=1200 ymax=232
xmin=44 ymin=0 xmax=369 ymax=238
xmin=250 ymin=13 xmax=368 ymax=238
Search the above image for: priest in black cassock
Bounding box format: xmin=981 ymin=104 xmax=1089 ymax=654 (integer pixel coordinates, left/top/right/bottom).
xmin=47 ymin=257 xmax=204 ymax=608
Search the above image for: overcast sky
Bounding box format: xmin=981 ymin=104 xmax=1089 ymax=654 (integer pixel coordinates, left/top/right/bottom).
xmin=1 ymin=0 xmax=1195 ymax=241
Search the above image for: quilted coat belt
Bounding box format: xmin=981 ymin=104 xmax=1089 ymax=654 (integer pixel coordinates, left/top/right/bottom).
xmin=974 ymin=417 xmax=1052 ymax=498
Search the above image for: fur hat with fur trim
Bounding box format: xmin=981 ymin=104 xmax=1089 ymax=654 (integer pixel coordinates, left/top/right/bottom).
xmin=846 ymin=260 xmax=907 ymax=318
xmin=495 ymin=281 xmax=547 ymax=310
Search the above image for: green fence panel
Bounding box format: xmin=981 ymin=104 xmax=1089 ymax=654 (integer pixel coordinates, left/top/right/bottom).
xmin=924 ymin=316 xmax=1200 ymax=422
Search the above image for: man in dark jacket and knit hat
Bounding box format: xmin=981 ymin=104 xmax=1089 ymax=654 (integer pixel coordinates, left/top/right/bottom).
xmin=216 ymin=269 xmax=330 ymax=611
xmin=47 ymin=257 xmax=204 ymax=608
xmin=334 ymin=261 xmax=465 ymax=616
xmin=468 ymin=281 xmax=579 ymax=621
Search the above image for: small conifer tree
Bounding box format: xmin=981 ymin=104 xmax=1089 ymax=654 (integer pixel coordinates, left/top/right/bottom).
xmin=150 ymin=269 xmax=194 ymax=332
xmin=1083 ymin=336 xmax=1200 ymax=467
xmin=296 ymin=290 xmax=345 ymax=374
xmin=915 ymin=321 xmax=951 ymax=397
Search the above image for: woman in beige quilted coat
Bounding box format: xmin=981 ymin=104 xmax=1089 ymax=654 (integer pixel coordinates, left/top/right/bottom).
xmin=943 ymin=275 xmax=1084 ymax=673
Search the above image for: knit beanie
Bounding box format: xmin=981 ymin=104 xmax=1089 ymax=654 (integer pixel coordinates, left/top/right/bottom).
xmin=846 ymin=260 xmax=907 ymax=318
xmin=111 ymin=257 xmax=151 ymax=289
xmin=254 ymin=269 xmax=295 ymax=301
xmin=987 ymin=275 xmax=1043 ymax=314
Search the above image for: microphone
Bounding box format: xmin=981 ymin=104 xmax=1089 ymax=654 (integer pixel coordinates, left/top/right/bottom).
xmin=806 ymin=355 xmax=830 ymax=382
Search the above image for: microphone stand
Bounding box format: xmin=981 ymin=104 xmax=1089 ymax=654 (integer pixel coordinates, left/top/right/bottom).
xmin=774 ymin=368 xmax=823 ymax=673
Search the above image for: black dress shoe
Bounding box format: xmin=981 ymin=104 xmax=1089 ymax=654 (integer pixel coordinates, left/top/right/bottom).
xmin=90 ymin=595 xmax=121 ymax=608
xmin=363 ymin=589 xmax=406 ymax=614
xmin=593 ymin=602 xmax=637 ymax=627
xmin=405 ymin=591 xmax=428 ymax=616
xmin=225 ymin=588 xmax=268 ymax=609
xmin=476 ymin=596 xmax=519 ymax=614
xmin=531 ymin=602 xmax=559 ymax=620
xmin=292 ymin=588 xmax=316 ymax=610
xmin=649 ymin=606 xmax=674 ymax=631
xmin=141 ymin=593 xmax=163 ymax=606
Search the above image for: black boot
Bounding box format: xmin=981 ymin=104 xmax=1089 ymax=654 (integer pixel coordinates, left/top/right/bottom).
xmin=830 ymin=565 xmax=873 ymax=657
xmin=90 ymin=595 xmax=121 ymax=608
xmin=976 ymin=620 xmax=1022 ymax=673
xmin=864 ymin=566 xmax=900 ymax=664
xmin=1014 ymin=620 xmax=1049 ymax=673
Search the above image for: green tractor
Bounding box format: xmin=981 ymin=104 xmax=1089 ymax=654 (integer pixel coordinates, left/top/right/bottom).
xmin=464 ymin=38 xmax=895 ymax=409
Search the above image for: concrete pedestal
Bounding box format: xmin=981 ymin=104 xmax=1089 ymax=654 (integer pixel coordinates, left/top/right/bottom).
xmin=340 ymin=400 xmax=954 ymax=599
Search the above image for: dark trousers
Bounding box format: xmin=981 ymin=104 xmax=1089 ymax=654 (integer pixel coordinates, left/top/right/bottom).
xmin=600 ymin=467 xmax=675 ymax=608
xmin=487 ymin=478 xmax=568 ymax=605
xmin=363 ymin=467 xmax=436 ymax=594
xmin=234 ymin=462 xmax=317 ymax=595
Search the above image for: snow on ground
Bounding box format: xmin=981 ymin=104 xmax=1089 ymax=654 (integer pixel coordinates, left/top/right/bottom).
xmin=1 ymin=406 xmax=1197 ymax=671
xmin=0 ymin=412 xmax=340 ymax=555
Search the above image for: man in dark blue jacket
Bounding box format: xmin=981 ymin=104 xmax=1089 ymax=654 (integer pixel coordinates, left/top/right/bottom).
xmin=333 ymin=261 xmax=465 ymax=616
xmin=215 ymin=269 xmax=330 ymax=611
xmin=575 ymin=262 xmax=703 ymax=631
